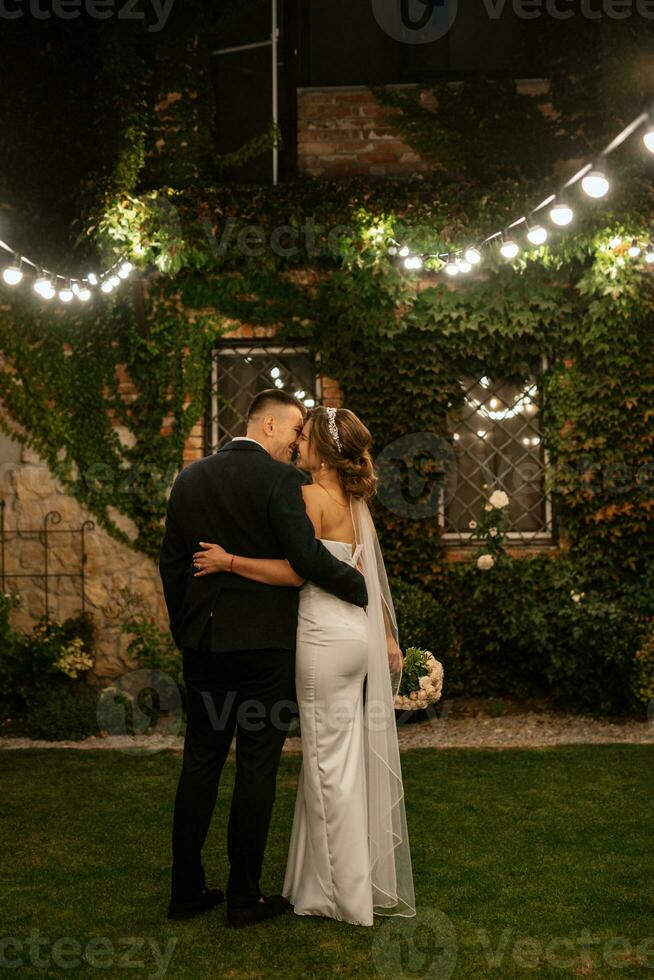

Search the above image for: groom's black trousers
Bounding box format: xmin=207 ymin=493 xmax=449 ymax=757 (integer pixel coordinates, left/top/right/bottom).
xmin=171 ymin=627 xmax=296 ymax=905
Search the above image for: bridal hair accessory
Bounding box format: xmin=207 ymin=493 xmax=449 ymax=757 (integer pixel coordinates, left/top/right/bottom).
xmin=326 ymin=407 xmax=342 ymax=452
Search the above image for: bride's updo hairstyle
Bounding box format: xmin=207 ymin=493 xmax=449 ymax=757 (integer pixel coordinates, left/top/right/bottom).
xmin=307 ymin=406 xmax=378 ymax=501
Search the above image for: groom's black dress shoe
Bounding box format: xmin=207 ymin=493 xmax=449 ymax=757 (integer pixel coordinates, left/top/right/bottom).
xmin=167 ymin=887 xmax=225 ymax=921
xmin=226 ymin=894 xmax=292 ymax=929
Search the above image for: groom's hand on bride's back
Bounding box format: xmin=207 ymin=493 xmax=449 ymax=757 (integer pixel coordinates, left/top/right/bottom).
xmin=268 ymin=466 xmax=368 ymax=607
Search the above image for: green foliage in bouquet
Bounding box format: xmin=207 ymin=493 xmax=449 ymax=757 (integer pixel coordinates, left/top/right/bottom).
xmin=396 ymin=646 xmax=431 ymax=699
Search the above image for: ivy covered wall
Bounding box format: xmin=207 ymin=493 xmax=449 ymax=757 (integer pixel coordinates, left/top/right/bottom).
xmin=0 ymin=14 xmax=653 ymax=703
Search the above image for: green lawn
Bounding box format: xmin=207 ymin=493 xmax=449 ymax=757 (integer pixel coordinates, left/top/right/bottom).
xmin=1 ymin=745 xmax=653 ymax=979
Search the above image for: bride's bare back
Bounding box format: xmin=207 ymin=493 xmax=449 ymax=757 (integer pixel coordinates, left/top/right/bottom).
xmin=301 ymin=483 xmax=357 ymax=545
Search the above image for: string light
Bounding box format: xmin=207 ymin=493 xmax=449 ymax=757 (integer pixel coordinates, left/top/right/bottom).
xmin=0 ymin=232 xmax=134 ymax=305
xmin=464 ymin=247 xmax=481 ymax=265
xmin=581 ymin=168 xmax=610 ymax=199
xmin=386 ymin=104 xmax=654 ymax=282
xmin=526 ymin=223 xmax=548 ymax=246
xmin=549 ymin=201 xmax=574 ymax=226
xmin=3 ymin=256 xmax=23 ymax=286
xmin=500 ymin=237 xmax=519 ymax=260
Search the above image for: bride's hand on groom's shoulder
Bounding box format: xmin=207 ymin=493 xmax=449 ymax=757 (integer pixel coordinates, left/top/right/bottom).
xmin=387 ymin=637 xmax=403 ymax=675
xmin=193 ymin=542 xmax=231 ymax=576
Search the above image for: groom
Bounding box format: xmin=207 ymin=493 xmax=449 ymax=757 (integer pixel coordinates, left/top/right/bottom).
xmin=159 ymin=388 xmax=368 ymax=927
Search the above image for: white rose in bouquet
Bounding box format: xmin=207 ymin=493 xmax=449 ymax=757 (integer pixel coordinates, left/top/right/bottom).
xmin=394 ymin=647 xmax=444 ymax=712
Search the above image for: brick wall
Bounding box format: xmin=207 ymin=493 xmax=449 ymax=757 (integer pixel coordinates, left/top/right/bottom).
xmin=297 ymin=85 xmax=433 ymax=179
xmin=297 ymin=80 xmax=551 ymax=179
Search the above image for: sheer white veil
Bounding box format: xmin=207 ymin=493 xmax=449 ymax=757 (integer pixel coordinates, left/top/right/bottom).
xmin=350 ymin=495 xmax=416 ymax=918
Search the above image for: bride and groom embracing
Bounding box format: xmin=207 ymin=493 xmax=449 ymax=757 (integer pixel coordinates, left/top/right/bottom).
xmin=159 ymin=388 xmax=415 ymax=928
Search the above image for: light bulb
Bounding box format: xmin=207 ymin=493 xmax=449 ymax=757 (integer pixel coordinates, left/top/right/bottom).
xmin=608 ymin=236 xmax=622 ymax=249
xmin=398 ymin=246 xmax=410 ymax=258
xmin=100 ymin=280 xmax=113 ymax=293
xmin=34 ymin=275 xmax=55 ymax=299
xmin=304 ymin=398 xmax=315 ymax=408
xmin=458 ymin=259 xmax=472 ymax=273
xmin=500 ymin=239 xmax=519 ymax=259
xmin=404 ymin=255 xmax=423 ymax=270
xmin=628 ymin=239 xmax=641 ymax=257
xmin=550 ymin=202 xmax=574 ymax=226
xmin=643 ymin=128 xmax=654 ymax=153
xmin=78 ymin=287 xmax=91 ymax=302
xmin=527 ymin=225 xmax=548 ymax=246
xmin=464 ymin=247 xmax=481 ymax=265
xmin=476 ymin=430 xmax=486 ymax=438
xmin=645 ymin=247 xmax=654 ymax=263
xmin=118 ymin=261 xmax=133 ymax=279
xmin=59 ymin=283 xmax=74 ymax=303
xmin=295 ymin=390 xmax=306 ymax=399
xmin=270 ymin=367 xmax=281 ymax=379
xmin=109 ymin=275 xmax=120 ymax=288
xmin=3 ymin=265 xmax=23 ymax=286
xmin=581 ymin=169 xmax=609 ymax=199
xmin=445 ymin=260 xmax=459 ymax=277
xmin=87 ymin=273 xmax=98 ymax=285
xmin=274 ymin=378 xmax=284 ymax=389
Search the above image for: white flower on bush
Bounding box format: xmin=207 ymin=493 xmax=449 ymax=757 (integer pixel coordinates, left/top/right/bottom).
xmin=489 ymin=490 xmax=509 ymax=509
xmin=477 ymin=554 xmax=495 ymax=571
xmin=489 ymin=527 xmax=498 ymax=537
xmin=570 ymin=590 xmax=586 ymax=604
xmin=55 ymin=637 xmax=94 ymax=679
xmin=468 ymin=519 xmax=477 ymax=530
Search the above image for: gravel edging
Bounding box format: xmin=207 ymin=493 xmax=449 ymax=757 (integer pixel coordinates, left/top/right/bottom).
xmin=1 ymin=712 xmax=653 ymax=752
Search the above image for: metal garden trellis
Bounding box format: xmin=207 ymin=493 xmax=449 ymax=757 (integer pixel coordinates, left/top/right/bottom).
xmin=0 ymin=500 xmax=94 ymax=624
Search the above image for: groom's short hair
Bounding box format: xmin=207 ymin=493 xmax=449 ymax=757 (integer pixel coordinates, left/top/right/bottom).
xmin=247 ymin=388 xmax=306 ymax=422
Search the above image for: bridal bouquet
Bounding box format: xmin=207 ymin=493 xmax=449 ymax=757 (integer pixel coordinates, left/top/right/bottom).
xmin=394 ymin=646 xmax=443 ymax=711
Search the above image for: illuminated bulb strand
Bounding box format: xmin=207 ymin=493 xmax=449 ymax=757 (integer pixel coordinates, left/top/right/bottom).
xmin=0 ymin=235 xmax=134 ymax=302
xmin=465 ymin=383 xmax=538 ymax=421
xmin=269 ymin=365 xmax=315 ymax=408
xmin=389 ymin=101 xmax=654 ymax=277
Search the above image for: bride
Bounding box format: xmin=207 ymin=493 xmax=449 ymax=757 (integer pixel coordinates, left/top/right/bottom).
xmin=193 ymin=406 xmax=415 ymax=926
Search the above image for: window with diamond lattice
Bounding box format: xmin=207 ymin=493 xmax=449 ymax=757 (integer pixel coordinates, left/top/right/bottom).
xmin=440 ymin=367 xmax=553 ymax=544
xmin=205 ymin=342 xmax=321 ymax=453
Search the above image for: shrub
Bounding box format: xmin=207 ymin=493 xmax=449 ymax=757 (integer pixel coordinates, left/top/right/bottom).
xmin=21 ymin=684 xmax=100 ymax=741
xmin=389 ymin=575 xmax=453 ymax=672
xmin=631 ymin=626 xmax=654 ymax=711
xmin=1 ymin=611 xmax=96 ymax=717
xmin=111 ymin=587 xmax=182 ymax=689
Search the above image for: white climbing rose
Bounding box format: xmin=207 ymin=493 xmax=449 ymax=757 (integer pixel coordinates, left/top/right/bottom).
xmin=489 ymin=490 xmax=509 ymax=509
xmin=477 ymin=554 xmax=495 ymax=570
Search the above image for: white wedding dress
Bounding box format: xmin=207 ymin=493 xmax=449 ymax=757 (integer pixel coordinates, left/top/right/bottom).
xmin=282 ymin=498 xmax=415 ymax=926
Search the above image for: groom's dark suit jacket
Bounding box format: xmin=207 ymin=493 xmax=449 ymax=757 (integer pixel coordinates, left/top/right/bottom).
xmin=159 ymin=439 xmax=369 ymax=653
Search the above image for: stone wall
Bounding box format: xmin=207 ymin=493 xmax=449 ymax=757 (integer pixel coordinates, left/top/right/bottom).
xmin=0 ymin=432 xmax=166 ymax=681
